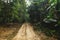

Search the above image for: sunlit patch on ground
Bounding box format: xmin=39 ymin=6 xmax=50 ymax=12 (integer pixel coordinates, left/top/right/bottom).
xmin=12 ymin=23 xmax=40 ymax=40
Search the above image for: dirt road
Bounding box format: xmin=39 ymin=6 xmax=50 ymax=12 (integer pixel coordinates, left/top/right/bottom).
xmin=12 ymin=23 xmax=40 ymax=40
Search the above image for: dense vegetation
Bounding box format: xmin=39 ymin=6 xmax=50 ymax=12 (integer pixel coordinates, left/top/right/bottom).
xmin=0 ymin=0 xmax=60 ymax=40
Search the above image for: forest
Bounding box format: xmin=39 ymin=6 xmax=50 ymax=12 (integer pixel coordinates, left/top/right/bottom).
xmin=0 ymin=0 xmax=60 ymax=40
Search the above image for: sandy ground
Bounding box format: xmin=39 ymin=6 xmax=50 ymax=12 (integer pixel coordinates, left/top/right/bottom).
xmin=12 ymin=23 xmax=40 ymax=40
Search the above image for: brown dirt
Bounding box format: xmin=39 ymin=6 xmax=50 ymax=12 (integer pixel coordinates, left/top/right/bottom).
xmin=0 ymin=24 xmax=21 ymax=40
xmin=0 ymin=23 xmax=57 ymax=40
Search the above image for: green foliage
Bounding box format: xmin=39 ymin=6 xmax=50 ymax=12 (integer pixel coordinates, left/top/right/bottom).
xmin=0 ymin=0 xmax=29 ymax=23
xmin=11 ymin=0 xmax=21 ymax=23
xmin=28 ymin=0 xmax=60 ymax=38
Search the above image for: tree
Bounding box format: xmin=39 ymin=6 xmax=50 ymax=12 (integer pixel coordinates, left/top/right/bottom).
xmin=0 ymin=0 xmax=27 ymax=23
xmin=28 ymin=0 xmax=49 ymax=23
